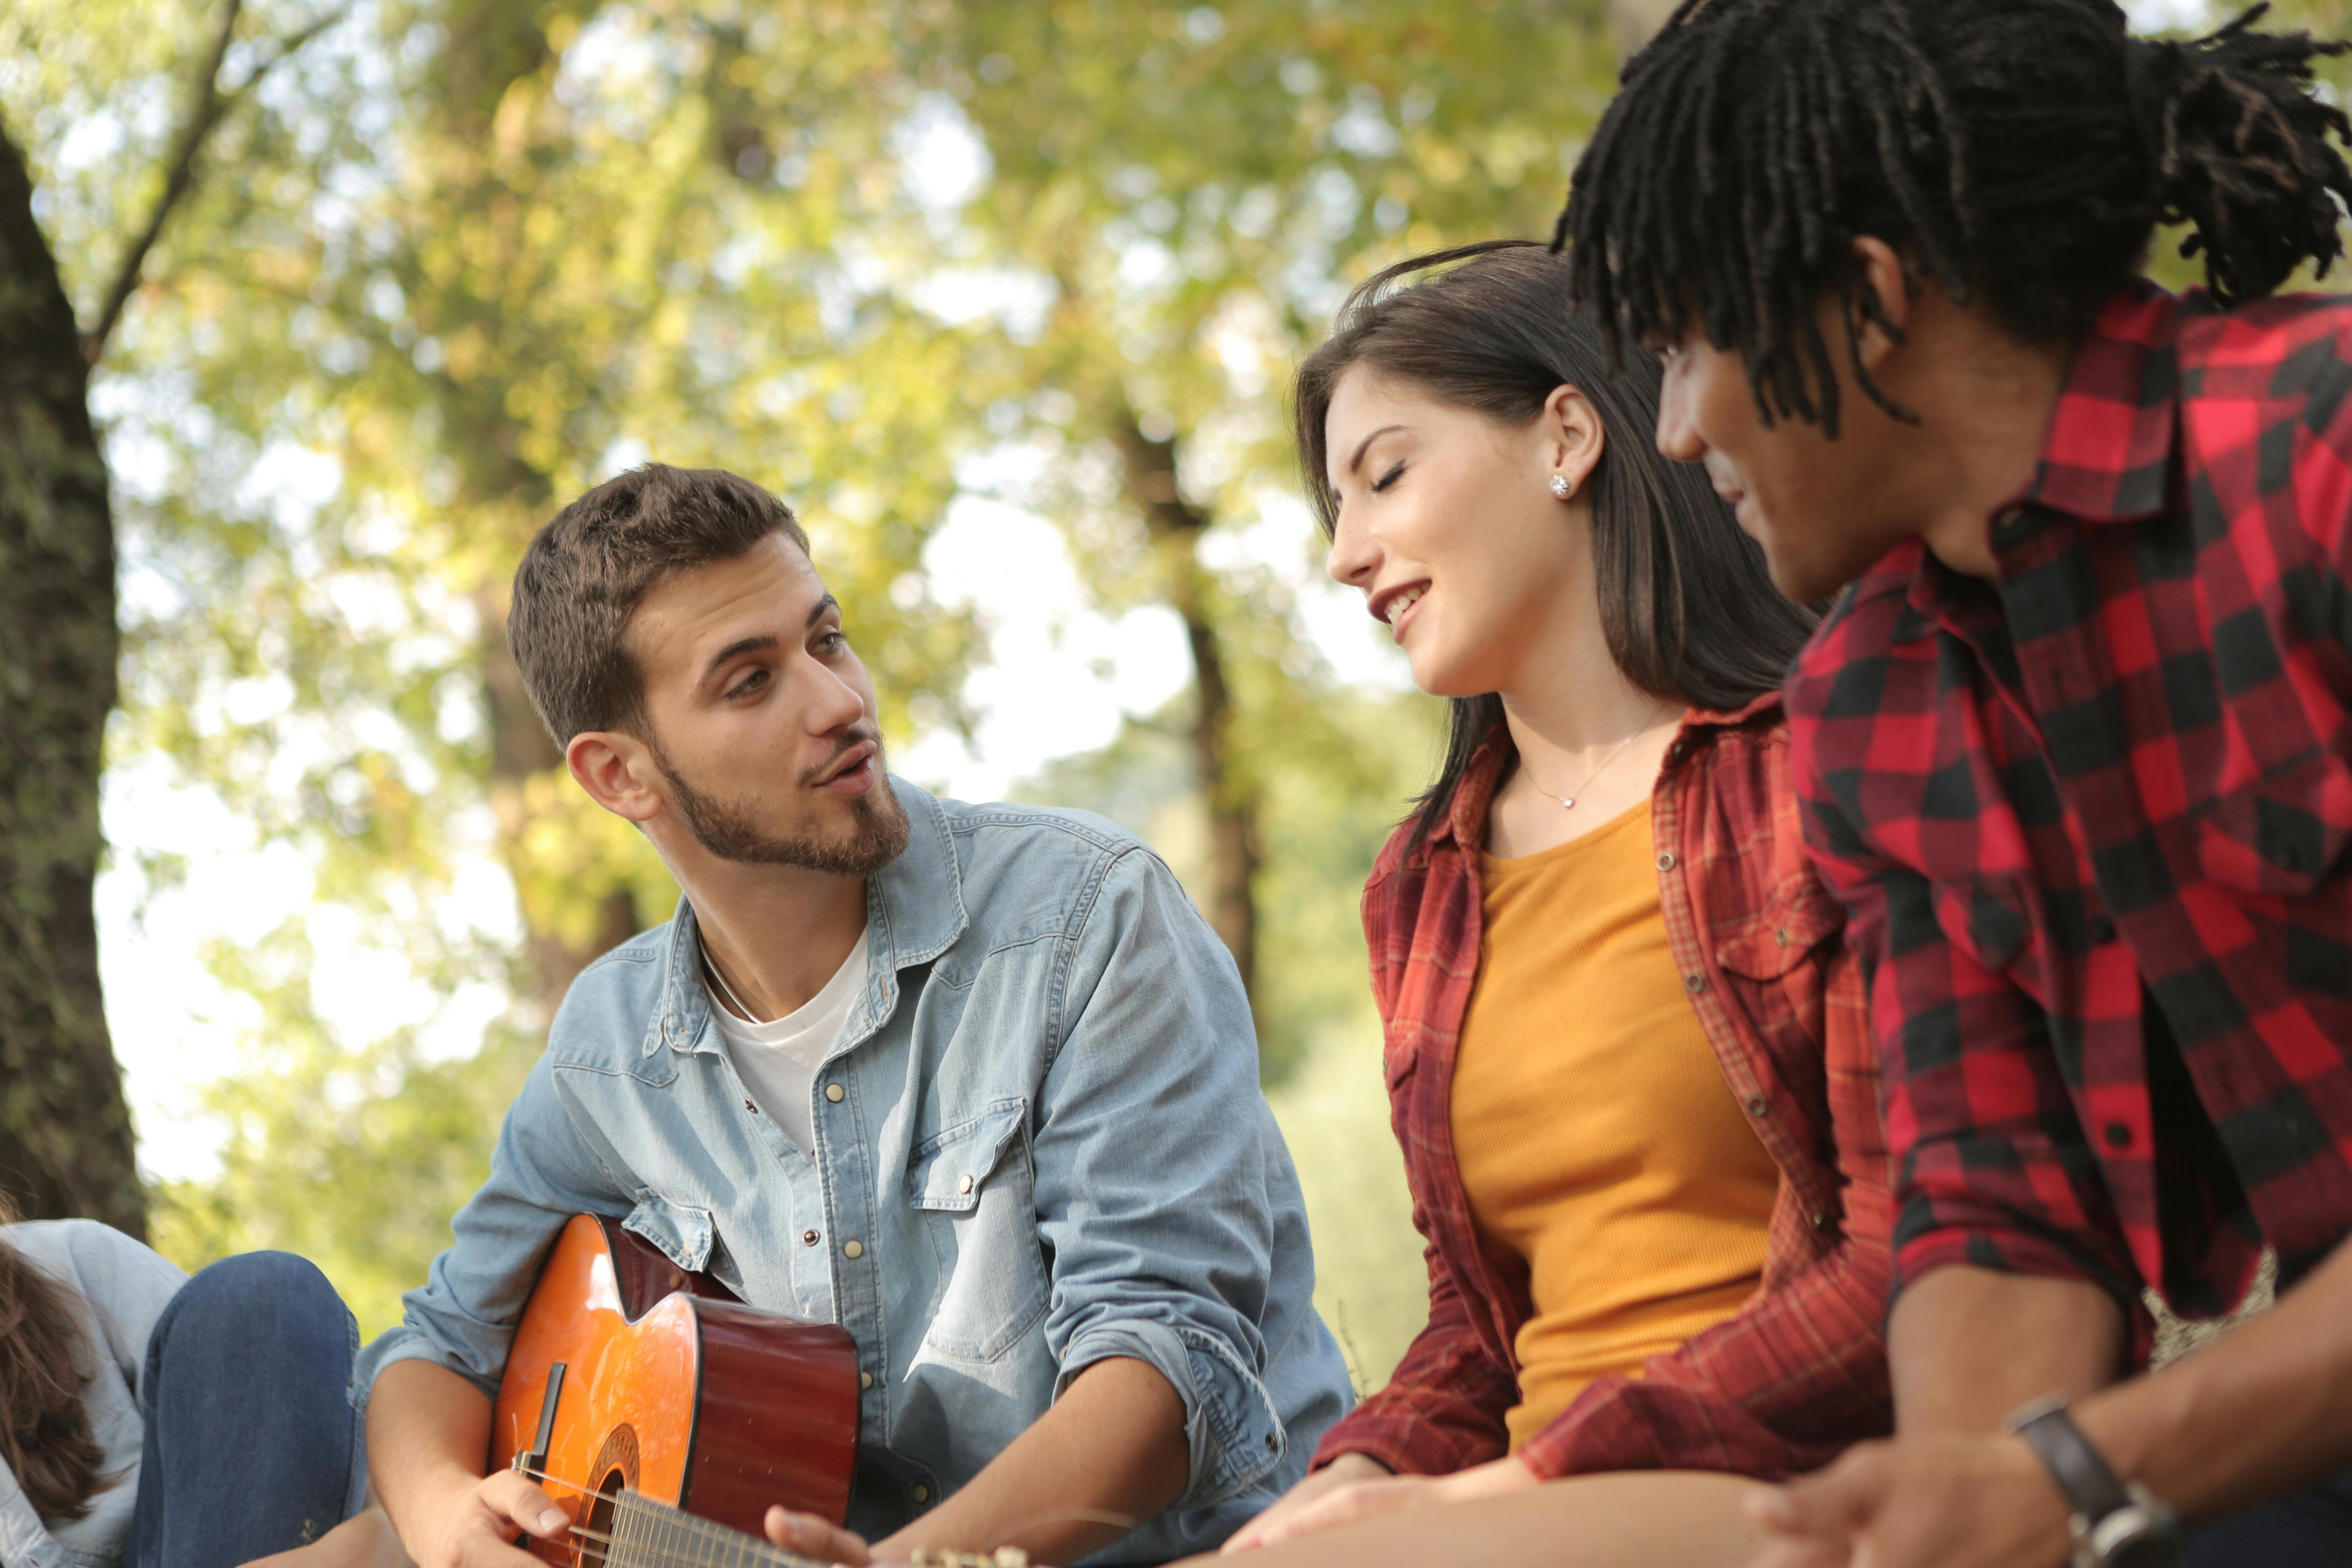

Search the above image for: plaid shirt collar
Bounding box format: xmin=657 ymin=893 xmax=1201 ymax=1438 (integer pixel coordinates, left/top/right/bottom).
xmin=2022 ymin=279 xmax=2186 ymax=527
xmin=1892 ymin=280 xmax=2192 ymax=641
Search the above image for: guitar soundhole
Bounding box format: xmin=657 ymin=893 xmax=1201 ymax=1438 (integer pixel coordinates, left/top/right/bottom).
xmin=579 ymin=1471 xmax=624 ymax=1568
xmin=586 ymin=1421 xmax=642 ymax=1491
xmin=573 ymin=1425 xmax=639 ymax=1567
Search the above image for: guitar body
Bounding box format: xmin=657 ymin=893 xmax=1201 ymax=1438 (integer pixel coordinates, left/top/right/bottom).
xmin=492 ymin=1214 xmax=861 ymax=1563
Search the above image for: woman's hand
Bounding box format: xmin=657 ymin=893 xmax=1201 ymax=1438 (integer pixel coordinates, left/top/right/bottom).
xmin=1223 ymin=1453 xmax=1537 ymax=1552
xmin=1221 ymin=1452 xmax=1392 ymax=1552
xmin=767 ymin=1506 xmax=880 ymax=1565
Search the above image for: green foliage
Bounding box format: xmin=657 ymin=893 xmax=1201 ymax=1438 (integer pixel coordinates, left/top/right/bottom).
xmin=148 ymin=920 xmax=536 ymax=1337
xmin=6 ymin=0 xmax=1612 ymax=1386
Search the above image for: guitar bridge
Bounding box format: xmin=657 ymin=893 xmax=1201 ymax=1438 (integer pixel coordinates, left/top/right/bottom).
xmin=511 ymin=1360 xmax=567 ymax=1478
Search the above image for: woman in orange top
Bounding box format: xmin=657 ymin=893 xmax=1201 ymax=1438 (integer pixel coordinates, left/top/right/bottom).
xmin=1223 ymin=242 xmax=1892 ymax=1566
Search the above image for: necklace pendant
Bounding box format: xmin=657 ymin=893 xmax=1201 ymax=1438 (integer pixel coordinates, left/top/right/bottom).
xmin=1561 ymin=798 xmax=1575 ymax=810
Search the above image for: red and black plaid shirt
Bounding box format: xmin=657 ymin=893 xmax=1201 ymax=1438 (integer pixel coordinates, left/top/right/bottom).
xmin=1312 ymin=699 xmax=1893 ymax=1481
xmin=1787 ymin=281 xmax=2352 ymax=1351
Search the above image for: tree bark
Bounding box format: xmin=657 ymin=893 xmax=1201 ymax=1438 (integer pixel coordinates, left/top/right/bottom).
xmin=1110 ymin=416 xmax=1260 ymax=1009
xmin=0 ymin=125 xmax=142 ymax=1235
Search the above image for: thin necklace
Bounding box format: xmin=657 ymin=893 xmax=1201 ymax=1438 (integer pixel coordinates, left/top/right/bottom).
xmin=702 ymin=943 xmax=770 ymax=1024
xmin=1521 ymin=704 xmax=1673 ymax=811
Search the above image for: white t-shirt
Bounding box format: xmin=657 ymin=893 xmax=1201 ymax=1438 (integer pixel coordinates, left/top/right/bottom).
xmin=704 ymin=925 xmax=869 ymax=1156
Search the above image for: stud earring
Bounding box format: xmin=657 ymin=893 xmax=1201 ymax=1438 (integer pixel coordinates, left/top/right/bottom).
xmin=1549 ymin=474 xmax=1572 ymax=499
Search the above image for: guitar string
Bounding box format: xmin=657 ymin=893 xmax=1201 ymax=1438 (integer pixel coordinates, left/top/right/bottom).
xmin=612 ymin=1489 xmax=811 ymax=1568
xmin=567 ymin=1486 xmax=1137 ymax=1564
xmin=549 ymin=1489 xmax=829 ymax=1568
xmin=525 ymin=1466 xmax=1097 ymax=1568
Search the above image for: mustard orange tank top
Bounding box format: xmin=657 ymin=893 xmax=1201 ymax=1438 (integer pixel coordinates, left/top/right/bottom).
xmin=1451 ymin=799 xmax=1780 ymax=1449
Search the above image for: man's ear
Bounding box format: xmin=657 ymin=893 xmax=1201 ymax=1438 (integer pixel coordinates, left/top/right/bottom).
xmin=1849 ymin=235 xmax=1913 ymax=375
xmin=568 ymin=729 xmax=664 ymax=824
xmin=1539 ymin=383 xmax=1606 ymax=501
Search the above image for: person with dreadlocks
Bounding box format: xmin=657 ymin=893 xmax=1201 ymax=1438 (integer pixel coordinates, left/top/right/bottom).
xmin=1555 ymin=2 xmax=2352 ymax=1566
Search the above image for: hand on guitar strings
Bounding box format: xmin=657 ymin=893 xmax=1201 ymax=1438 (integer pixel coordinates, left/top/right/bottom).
xmin=410 ymin=1469 xmax=577 ymax=1568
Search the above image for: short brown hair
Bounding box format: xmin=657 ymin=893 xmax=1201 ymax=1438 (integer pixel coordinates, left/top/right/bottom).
xmin=509 ymin=464 xmax=812 ymax=746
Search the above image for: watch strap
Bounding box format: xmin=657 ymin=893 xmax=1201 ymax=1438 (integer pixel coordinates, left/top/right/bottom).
xmin=2008 ymin=1396 xmax=2133 ymax=1523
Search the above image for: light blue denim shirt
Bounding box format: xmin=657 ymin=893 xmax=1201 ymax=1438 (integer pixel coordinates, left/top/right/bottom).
xmin=356 ymin=781 xmax=1351 ymax=1561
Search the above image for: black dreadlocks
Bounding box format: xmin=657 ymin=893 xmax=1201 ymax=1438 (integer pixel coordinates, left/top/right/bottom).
xmin=1557 ymin=0 xmax=2352 ymax=435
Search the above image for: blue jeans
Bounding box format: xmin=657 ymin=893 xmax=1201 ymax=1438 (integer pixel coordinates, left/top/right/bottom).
xmin=130 ymin=1252 xmax=367 ymax=1568
xmin=2187 ymin=1468 xmax=2352 ymax=1566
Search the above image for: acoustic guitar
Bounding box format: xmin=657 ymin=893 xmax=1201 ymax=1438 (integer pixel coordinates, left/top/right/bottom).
xmin=491 ymin=1212 xmax=862 ymax=1565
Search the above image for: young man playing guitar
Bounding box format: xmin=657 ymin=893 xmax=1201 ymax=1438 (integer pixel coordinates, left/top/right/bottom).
xmin=360 ymin=464 xmax=1352 ymax=1568
xmin=1555 ymin=2 xmax=2352 ymax=1566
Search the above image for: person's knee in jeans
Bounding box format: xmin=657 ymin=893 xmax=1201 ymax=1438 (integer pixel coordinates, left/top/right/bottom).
xmin=155 ymin=1250 xmax=354 ymax=1353
xmin=143 ymin=1250 xmax=366 ymax=1519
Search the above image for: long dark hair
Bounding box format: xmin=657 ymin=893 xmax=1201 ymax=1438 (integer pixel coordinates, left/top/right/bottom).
xmin=1294 ymin=241 xmax=1815 ymax=844
xmin=1562 ymin=0 xmax=2352 ymax=435
xmin=0 ymin=1201 xmax=113 ymax=1523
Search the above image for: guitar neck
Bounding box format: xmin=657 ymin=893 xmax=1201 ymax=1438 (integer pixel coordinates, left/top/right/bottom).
xmin=606 ymin=1489 xmax=829 ymax=1568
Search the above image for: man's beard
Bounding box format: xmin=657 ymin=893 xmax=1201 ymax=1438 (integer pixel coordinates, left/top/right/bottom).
xmin=646 ymin=731 xmax=911 ymax=877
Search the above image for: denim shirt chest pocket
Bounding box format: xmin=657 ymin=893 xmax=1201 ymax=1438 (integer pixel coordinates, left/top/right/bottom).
xmin=624 ymin=1192 xmax=715 ymax=1274
xmin=906 ymin=1096 xmax=1046 ymax=1362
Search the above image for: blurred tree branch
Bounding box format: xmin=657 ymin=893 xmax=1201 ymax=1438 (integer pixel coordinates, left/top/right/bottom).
xmin=84 ymin=0 xmax=352 ymax=362
xmin=1110 ymin=411 xmax=1259 ymax=1003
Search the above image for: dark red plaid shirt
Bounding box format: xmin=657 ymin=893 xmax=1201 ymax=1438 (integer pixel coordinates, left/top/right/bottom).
xmin=1786 ymin=281 xmax=2352 ymax=1352
xmin=1312 ymin=699 xmax=1893 ymax=1481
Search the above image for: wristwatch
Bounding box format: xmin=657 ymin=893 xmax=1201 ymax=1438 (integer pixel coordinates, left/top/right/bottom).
xmin=2005 ymin=1396 xmax=2186 ymax=1568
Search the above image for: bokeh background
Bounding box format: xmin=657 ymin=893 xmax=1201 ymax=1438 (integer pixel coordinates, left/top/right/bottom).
xmin=0 ymin=0 xmax=2281 ymax=1391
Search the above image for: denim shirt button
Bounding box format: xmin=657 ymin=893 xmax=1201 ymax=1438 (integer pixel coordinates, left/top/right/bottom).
xmin=825 ymin=1082 xmax=845 ymax=1103
xmin=911 ymin=1485 xmax=930 ymax=1504
xmin=958 ymin=1174 xmax=974 ymax=1194
xmin=860 ymin=1371 xmax=874 ymax=1390
xmin=802 ymin=1229 xmax=820 ymax=1247
xmin=843 ymin=1238 xmax=864 ymax=1259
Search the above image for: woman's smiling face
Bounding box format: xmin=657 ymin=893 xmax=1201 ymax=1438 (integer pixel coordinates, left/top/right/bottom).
xmin=1322 ymin=363 xmax=1602 ymax=700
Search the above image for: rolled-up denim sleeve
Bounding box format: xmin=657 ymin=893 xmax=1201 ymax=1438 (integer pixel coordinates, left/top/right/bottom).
xmin=1033 ymin=847 xmax=1290 ymax=1511
xmin=352 ymin=1054 xmax=630 ymax=1410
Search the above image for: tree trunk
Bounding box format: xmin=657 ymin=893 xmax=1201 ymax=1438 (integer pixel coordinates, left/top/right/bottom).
xmin=422 ymin=0 xmax=639 ymax=1017
xmin=0 ymin=125 xmax=143 ymax=1236
xmin=1111 ymin=416 xmax=1260 ymax=1009
xmin=476 ymin=584 xmax=640 ymax=1008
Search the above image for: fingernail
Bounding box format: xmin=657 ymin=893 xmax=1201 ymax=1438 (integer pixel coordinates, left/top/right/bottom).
xmin=539 ymin=1508 xmax=568 ymax=1532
